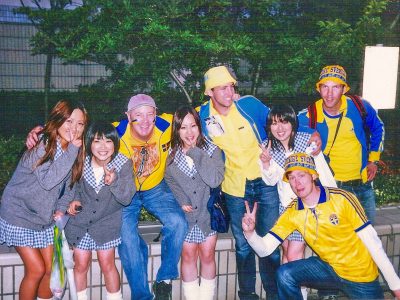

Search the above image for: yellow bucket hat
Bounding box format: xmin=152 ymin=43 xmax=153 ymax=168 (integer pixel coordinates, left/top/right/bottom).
xmin=204 ymin=66 xmax=237 ymax=94
xmin=283 ymin=153 xmax=319 ymax=182
xmin=316 ymin=65 xmax=350 ymax=93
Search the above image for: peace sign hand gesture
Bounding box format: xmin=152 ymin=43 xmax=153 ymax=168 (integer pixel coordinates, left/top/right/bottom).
xmin=104 ymin=166 xmax=116 ymax=185
xmin=242 ymin=201 xmax=258 ymax=235
xmin=259 ymin=142 xmax=272 ymax=170
xmin=69 ymin=130 xmax=82 ymax=148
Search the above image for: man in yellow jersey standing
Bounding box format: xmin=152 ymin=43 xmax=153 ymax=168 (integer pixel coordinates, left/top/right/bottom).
xmin=298 ymin=65 xmax=384 ymax=225
xmin=242 ymin=153 xmax=400 ymax=300
xmin=113 ymin=94 xmax=188 ymax=300
xmin=198 ymin=66 xmax=282 ymax=300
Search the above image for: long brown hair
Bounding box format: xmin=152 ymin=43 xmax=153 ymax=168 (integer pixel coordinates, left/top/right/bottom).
xmin=169 ymin=106 xmax=206 ymax=163
xmin=32 ymin=99 xmax=88 ymax=187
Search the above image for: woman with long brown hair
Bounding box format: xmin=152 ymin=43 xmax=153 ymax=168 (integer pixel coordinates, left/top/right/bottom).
xmin=0 ymin=99 xmax=88 ymax=300
xmin=165 ymin=106 xmax=224 ymax=300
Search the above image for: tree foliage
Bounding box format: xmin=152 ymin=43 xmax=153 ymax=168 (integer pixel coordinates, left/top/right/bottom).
xmin=17 ymin=0 xmax=76 ymax=120
xmin=20 ymin=0 xmax=395 ymax=105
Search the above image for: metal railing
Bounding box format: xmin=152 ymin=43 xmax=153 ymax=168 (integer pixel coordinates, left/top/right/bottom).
xmin=1 ymin=221 xmax=399 ymax=300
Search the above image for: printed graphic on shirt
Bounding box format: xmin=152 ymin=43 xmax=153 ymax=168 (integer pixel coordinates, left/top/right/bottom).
xmin=130 ymin=142 xmax=159 ymax=180
xmin=329 ymin=213 xmax=339 ymax=225
xmin=161 ymin=141 xmax=171 ymax=152
xmin=205 ymin=115 xmax=225 ymax=137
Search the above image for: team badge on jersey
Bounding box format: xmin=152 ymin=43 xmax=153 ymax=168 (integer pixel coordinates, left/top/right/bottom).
xmin=329 ymin=213 xmax=339 ymax=225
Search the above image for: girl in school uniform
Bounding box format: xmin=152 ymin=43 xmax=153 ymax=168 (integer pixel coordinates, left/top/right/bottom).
xmin=0 ymin=99 xmax=87 ymax=300
xmin=65 ymin=121 xmax=135 ymax=300
xmin=165 ymin=106 xmax=224 ymax=300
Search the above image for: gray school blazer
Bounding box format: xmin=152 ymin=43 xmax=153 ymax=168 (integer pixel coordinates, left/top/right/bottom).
xmin=165 ymin=146 xmax=224 ymax=237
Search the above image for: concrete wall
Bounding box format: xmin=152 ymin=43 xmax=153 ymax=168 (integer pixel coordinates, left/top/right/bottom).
xmin=1 ymin=223 xmax=399 ymax=300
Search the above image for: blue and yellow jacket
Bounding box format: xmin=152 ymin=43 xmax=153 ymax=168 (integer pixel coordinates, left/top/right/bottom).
xmin=198 ymin=95 xmax=269 ymax=143
xmin=298 ymin=96 xmax=384 ymax=182
xmin=112 ymin=113 xmax=173 ymax=191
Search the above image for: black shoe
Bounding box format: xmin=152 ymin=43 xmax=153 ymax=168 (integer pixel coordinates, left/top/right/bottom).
xmin=153 ymin=281 xmax=172 ymax=300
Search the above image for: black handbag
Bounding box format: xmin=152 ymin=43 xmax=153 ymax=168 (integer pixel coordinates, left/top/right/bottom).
xmin=207 ymin=186 xmax=230 ymax=233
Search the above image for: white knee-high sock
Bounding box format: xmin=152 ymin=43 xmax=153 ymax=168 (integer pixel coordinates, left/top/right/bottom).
xmin=77 ymin=289 xmax=88 ymax=300
xmin=182 ymin=279 xmax=200 ymax=300
xmin=199 ymin=277 xmax=216 ymax=300
xmin=301 ymin=286 xmax=308 ymax=300
xmin=107 ymin=289 xmax=123 ymax=300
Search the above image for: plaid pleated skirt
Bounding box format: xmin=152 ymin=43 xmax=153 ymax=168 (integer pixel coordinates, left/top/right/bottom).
xmin=76 ymin=232 xmax=121 ymax=251
xmin=279 ymin=203 xmax=304 ymax=242
xmin=0 ymin=217 xmax=54 ymax=248
xmin=184 ymin=224 xmax=216 ymax=244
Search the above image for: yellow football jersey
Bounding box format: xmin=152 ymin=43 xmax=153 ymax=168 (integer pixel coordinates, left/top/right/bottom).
xmin=271 ymin=187 xmax=378 ymax=282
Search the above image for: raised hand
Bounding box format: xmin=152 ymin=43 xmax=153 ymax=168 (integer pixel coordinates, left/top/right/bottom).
xmin=26 ymin=125 xmax=42 ymax=149
xmin=232 ymin=93 xmax=241 ymax=101
xmin=259 ymin=142 xmax=272 ymax=169
xmin=104 ymin=166 xmax=116 ymax=185
xmin=242 ymin=201 xmax=258 ymax=234
xmin=309 ymin=131 xmax=322 ymax=155
xmin=69 ymin=130 xmax=82 ymax=148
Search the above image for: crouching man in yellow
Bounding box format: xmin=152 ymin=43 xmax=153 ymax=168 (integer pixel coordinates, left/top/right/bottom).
xmin=242 ymin=153 xmax=400 ymax=300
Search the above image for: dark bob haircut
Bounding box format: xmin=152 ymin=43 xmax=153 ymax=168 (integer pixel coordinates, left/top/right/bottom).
xmin=266 ymin=104 xmax=298 ymax=152
xmin=85 ymin=121 xmax=120 ymax=160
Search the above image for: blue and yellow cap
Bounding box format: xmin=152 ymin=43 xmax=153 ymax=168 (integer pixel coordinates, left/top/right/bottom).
xmin=316 ymin=65 xmax=350 ymax=93
xmin=283 ymin=153 xmax=318 ymax=182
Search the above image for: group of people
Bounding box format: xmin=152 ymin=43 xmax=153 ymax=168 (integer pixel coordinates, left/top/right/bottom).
xmin=0 ymin=63 xmax=398 ymax=300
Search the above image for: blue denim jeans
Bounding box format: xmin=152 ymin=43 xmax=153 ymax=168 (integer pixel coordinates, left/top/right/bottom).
xmin=225 ymin=178 xmax=280 ymax=300
xmin=118 ymin=180 xmax=188 ymax=300
xmin=276 ymin=256 xmax=383 ymax=300
xmin=337 ymin=181 xmax=376 ymax=224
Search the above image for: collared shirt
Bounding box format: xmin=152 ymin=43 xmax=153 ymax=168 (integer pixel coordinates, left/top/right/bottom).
xmin=209 ymin=103 xmax=261 ymax=197
xmin=270 ymin=186 xmax=378 ymax=283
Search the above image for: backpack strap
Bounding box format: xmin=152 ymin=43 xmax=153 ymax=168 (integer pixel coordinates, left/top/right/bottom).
xmin=347 ymin=94 xmax=367 ymax=121
xmin=347 ymin=94 xmax=370 ymax=150
xmin=307 ymin=103 xmax=317 ymax=129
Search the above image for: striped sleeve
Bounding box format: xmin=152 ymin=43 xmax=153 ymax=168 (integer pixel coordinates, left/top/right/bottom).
xmin=329 ymin=187 xmax=369 ymax=230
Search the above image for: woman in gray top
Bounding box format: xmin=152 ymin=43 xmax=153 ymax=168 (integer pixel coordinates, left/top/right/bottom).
xmin=165 ymin=106 xmax=224 ymax=300
xmin=0 ymin=99 xmax=87 ymax=300
xmin=65 ymin=122 xmax=136 ymax=300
